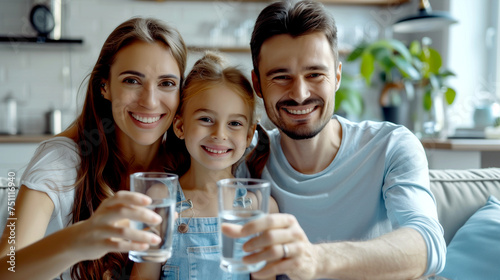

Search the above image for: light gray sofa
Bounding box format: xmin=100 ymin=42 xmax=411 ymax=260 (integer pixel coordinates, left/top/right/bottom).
xmin=2 ymin=168 xmax=500 ymax=245
xmin=429 ymin=168 xmax=500 ymax=244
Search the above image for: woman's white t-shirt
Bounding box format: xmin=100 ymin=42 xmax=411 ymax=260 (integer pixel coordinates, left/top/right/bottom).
xmin=20 ymin=136 xmax=80 ymax=279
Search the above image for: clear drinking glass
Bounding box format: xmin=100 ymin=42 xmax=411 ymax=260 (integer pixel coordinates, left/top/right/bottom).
xmin=128 ymin=172 xmax=178 ymax=263
xmin=218 ymin=178 xmax=270 ymax=273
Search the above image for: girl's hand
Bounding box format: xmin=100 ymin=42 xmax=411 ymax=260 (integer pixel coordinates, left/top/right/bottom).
xmin=70 ymin=190 xmax=163 ymax=260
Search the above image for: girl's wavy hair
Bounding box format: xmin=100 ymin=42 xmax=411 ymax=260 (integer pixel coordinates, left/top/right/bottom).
xmin=164 ymin=51 xmax=269 ymax=178
xmin=69 ymin=17 xmax=187 ymax=280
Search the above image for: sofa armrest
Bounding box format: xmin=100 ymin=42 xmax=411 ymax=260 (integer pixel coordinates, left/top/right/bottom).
xmin=430 ymin=168 xmax=500 ymax=244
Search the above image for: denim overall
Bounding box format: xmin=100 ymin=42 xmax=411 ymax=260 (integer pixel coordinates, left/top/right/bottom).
xmin=161 ymin=184 xmax=250 ymax=280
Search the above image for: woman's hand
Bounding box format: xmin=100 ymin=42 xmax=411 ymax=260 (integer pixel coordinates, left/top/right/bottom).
xmin=69 ymin=190 xmax=163 ymax=260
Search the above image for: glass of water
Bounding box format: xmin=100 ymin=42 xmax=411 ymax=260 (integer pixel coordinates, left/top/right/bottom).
xmin=218 ymin=178 xmax=270 ymax=273
xmin=128 ymin=172 xmax=178 ymax=263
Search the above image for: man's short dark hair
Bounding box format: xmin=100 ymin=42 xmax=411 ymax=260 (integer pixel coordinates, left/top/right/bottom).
xmin=250 ymin=0 xmax=338 ymax=79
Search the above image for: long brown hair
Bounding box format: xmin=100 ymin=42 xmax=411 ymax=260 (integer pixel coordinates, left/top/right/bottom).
xmin=164 ymin=51 xmax=268 ymax=178
xmin=69 ymin=17 xmax=187 ymax=280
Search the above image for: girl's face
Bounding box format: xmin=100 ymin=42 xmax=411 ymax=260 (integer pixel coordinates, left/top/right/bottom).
xmin=174 ymin=84 xmax=255 ymax=172
xmin=102 ymin=41 xmax=180 ymax=149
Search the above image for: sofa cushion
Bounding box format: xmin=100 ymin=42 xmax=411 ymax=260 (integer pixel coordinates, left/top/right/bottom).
xmin=429 ymin=168 xmax=500 ymax=244
xmin=438 ymin=195 xmax=500 ymax=280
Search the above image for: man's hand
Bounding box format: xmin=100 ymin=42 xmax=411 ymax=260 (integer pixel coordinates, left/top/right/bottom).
xmin=222 ymin=213 xmax=324 ymax=279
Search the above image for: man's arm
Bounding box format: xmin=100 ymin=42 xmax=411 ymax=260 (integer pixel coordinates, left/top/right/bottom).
xmin=313 ymin=227 xmax=426 ymax=280
xmin=223 ymin=214 xmax=428 ymax=280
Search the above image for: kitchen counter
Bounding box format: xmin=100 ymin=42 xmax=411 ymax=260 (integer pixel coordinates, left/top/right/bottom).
xmin=421 ymin=138 xmax=500 ymax=151
xmin=421 ymin=138 xmax=500 ymax=169
xmin=0 ymin=135 xmax=53 ymax=143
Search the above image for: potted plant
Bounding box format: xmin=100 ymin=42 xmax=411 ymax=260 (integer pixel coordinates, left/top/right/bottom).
xmin=409 ymin=37 xmax=456 ymax=139
xmin=346 ymin=39 xmax=421 ymax=123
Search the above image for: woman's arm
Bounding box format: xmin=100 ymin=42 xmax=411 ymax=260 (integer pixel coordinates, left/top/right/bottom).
xmin=0 ymin=186 xmax=85 ymax=279
xmin=0 ymin=185 xmax=54 ymax=254
xmin=0 ymin=188 xmax=162 ymax=280
xmin=130 ymin=262 xmax=162 ymax=280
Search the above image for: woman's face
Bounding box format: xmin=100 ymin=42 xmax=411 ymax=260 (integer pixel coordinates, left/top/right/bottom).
xmin=174 ymin=84 xmax=255 ymax=172
xmin=102 ymin=41 xmax=180 ymax=149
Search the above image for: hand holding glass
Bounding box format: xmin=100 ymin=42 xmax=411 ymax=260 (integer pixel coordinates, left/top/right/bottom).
xmin=218 ymin=178 xmax=270 ymax=273
xmin=128 ymin=172 xmax=178 ymax=263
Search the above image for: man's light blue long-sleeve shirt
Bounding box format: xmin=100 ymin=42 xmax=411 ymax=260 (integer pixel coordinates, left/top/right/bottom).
xmin=240 ymin=115 xmax=446 ymax=275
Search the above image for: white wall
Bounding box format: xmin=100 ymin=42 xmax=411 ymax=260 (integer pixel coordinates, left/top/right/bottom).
xmin=0 ymin=0 xmax=441 ymax=135
xmin=0 ymin=0 xmax=256 ymax=134
xmin=446 ymin=0 xmax=499 ymax=130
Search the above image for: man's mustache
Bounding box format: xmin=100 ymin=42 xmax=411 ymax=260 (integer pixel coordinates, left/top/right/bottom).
xmin=276 ymin=99 xmax=323 ymax=108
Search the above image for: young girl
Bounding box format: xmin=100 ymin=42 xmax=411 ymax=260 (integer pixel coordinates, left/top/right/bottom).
xmin=134 ymin=51 xmax=278 ymax=279
xmin=0 ymin=17 xmax=187 ymax=280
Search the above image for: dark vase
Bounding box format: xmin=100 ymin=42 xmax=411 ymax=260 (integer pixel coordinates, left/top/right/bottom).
xmin=382 ymin=106 xmax=400 ymax=124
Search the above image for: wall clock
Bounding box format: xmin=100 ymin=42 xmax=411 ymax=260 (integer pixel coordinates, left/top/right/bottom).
xmin=29 ymin=4 xmax=55 ymax=37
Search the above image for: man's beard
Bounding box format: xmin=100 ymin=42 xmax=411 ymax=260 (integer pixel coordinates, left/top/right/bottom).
xmin=270 ymin=99 xmax=331 ymax=140
xmin=279 ymin=119 xmax=329 ymax=140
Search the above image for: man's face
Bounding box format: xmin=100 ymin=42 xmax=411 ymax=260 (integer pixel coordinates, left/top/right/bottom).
xmin=253 ymin=32 xmax=341 ymax=140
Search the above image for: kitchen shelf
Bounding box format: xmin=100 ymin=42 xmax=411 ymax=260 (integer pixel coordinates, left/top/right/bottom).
xmin=0 ymin=134 xmax=52 ymax=143
xmin=320 ymin=0 xmax=409 ymax=4
xmin=188 ymin=46 xmax=250 ymax=53
xmin=0 ymin=36 xmax=83 ymax=44
xmin=188 ymin=45 xmax=352 ymax=56
xmin=143 ymin=0 xmax=409 ymax=4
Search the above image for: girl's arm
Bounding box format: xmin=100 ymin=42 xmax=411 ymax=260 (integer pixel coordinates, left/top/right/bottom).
xmin=0 ymin=187 xmax=162 ymax=280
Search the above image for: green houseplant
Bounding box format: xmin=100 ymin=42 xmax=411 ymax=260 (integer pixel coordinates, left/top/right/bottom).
xmin=409 ymin=38 xmax=456 ymax=111
xmin=346 ymin=39 xmax=420 ymax=123
xmin=347 ymin=39 xmax=420 ymax=86
xmin=344 ymin=38 xmax=456 ymax=137
xmin=408 ymin=37 xmax=456 ymax=139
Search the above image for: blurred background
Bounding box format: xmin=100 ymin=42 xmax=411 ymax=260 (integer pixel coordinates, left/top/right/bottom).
xmin=0 ymin=0 xmax=499 ymax=176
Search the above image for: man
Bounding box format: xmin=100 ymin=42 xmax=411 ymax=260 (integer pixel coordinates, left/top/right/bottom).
xmin=225 ymin=1 xmax=446 ymax=279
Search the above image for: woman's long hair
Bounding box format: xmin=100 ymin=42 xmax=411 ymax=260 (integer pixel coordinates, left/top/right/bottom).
xmin=69 ymin=17 xmax=187 ymax=280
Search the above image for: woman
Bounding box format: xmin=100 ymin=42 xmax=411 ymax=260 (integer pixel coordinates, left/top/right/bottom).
xmin=0 ymin=17 xmax=187 ymax=280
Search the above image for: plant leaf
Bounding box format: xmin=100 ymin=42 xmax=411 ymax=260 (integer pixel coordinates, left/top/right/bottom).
xmin=423 ymin=89 xmax=433 ymax=111
xmin=387 ymin=39 xmax=412 ymax=61
xmin=429 ymin=73 xmax=440 ymax=90
xmin=335 ymin=81 xmax=364 ymax=116
xmin=439 ymin=69 xmax=456 ymax=78
xmin=360 ymin=52 xmax=375 ymax=85
xmin=444 ymin=87 xmax=456 ymax=105
xmin=347 ymin=44 xmax=367 ymax=62
xmin=393 ymin=56 xmax=420 ymax=80
xmin=409 ymin=41 xmax=421 ymax=57
xmin=342 ymin=90 xmax=364 ymax=116
xmin=371 ymin=47 xmax=394 ymax=75
xmin=335 ymin=88 xmax=344 ymax=112
xmin=427 ymin=48 xmax=442 ymax=74
xmin=419 ymin=46 xmax=431 ymax=78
